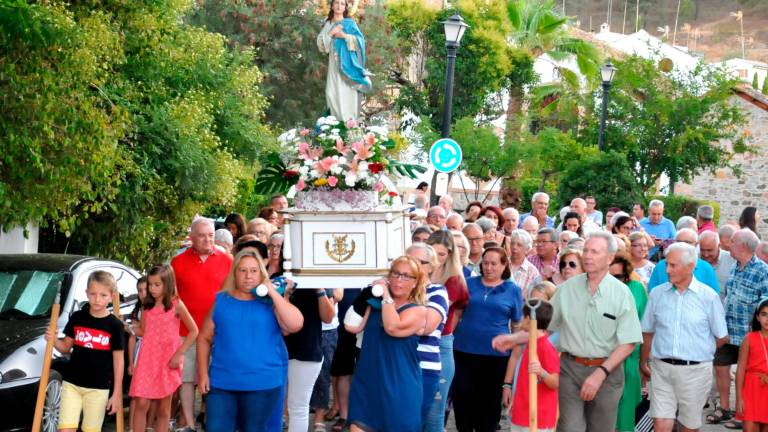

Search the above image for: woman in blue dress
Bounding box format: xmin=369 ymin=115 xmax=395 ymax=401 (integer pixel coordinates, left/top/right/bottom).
xmin=345 ymin=256 xmax=428 ymax=432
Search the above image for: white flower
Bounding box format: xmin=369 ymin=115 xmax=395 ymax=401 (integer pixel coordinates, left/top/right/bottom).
xmin=320 ymin=125 xmax=330 ymax=131
xmin=331 ymin=165 xmax=343 ymax=175
xmin=310 ymin=169 xmax=320 ymax=178
xmin=298 ymin=166 xmax=309 ymax=176
xmin=358 ymin=161 xmax=369 ymax=172
xmin=331 ymin=128 xmax=340 ymax=135
xmin=345 ymin=173 xmax=358 ymax=186
xmin=358 ymin=170 xmax=368 ymax=179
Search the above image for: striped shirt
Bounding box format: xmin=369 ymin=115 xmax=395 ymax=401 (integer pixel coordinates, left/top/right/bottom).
xmin=418 ymin=283 xmax=449 ymax=374
xmin=724 ymin=255 xmax=768 ymax=345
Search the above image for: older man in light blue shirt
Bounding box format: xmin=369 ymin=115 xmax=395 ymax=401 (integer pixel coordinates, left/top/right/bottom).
xmin=640 ymin=242 xmax=729 ymax=432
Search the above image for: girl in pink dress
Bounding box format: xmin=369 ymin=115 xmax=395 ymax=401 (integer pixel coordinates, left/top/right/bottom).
xmin=130 ymin=265 xmax=198 ymax=432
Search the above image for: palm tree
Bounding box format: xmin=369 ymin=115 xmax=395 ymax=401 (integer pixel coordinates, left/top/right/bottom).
xmin=504 ymin=0 xmax=600 ymax=143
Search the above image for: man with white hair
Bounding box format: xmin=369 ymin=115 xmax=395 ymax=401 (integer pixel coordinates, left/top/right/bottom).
xmin=676 ymin=215 xmax=698 ymax=232
xmin=171 ymin=217 xmax=233 ymax=428
xmin=698 ymin=231 xmax=736 ymax=302
xmin=640 ymin=199 xmax=676 ymax=258
xmin=718 ymin=224 xmax=737 ymax=252
xmin=547 ymin=232 xmax=642 ymax=432
xmin=518 ymin=192 xmax=554 ymax=228
xmin=640 ymin=243 xmax=729 ymax=432
xmin=757 ymin=240 xmax=768 ymax=263
xmin=438 ymin=194 xmax=454 ymax=215
xmin=426 ymin=205 xmax=447 ymax=230
xmin=502 ymin=207 xmax=520 ymax=236
xmin=521 ymin=216 xmax=540 ymax=244
xmin=712 ymin=229 xmax=768 ymax=423
xmin=446 ymin=212 xmax=464 ymax=232
xmin=509 ymin=229 xmax=540 ymax=294
xmin=647 ymin=229 xmax=720 ymax=294
xmin=569 ymin=197 xmax=600 ymax=235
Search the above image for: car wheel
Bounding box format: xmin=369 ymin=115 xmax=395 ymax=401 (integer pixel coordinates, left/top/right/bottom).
xmin=42 ymin=370 xmax=62 ymax=432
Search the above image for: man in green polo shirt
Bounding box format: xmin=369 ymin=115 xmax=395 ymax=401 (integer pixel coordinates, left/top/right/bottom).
xmin=549 ymin=231 xmax=643 ymax=432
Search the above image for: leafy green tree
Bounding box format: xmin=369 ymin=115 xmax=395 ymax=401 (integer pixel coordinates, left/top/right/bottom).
xmin=581 ymin=55 xmax=748 ymax=194
xmin=1 ymin=1 xmax=274 ymax=268
xmin=762 ymin=76 xmax=768 ymax=95
xmin=752 ymin=72 xmax=759 ymax=89
xmin=558 ymin=151 xmax=643 ymax=211
xmin=188 ymin=0 xmax=399 ymax=128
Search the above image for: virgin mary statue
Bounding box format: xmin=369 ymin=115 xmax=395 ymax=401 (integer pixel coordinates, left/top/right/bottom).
xmin=316 ymin=0 xmax=372 ymax=122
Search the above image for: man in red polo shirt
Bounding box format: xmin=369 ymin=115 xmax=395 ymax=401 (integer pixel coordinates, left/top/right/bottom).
xmin=171 ymin=217 xmax=232 ymax=431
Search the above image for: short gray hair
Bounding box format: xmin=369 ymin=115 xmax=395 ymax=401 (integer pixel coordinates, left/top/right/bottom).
xmin=536 ymin=227 xmax=557 ymax=242
xmin=610 ymin=211 xmax=630 ymax=227
xmin=648 ymin=199 xmax=665 ymax=209
xmin=665 ymin=242 xmax=698 ymax=266
xmin=675 ymin=228 xmax=698 ymax=243
xmin=502 ymin=207 xmax=519 ymax=219
xmin=698 ymin=230 xmax=719 ymax=246
xmin=447 ymin=212 xmax=464 ymax=225
xmin=676 ymin=216 xmax=697 ymax=231
xmin=718 ymin=224 xmax=737 ymax=238
xmin=406 ymin=242 xmax=438 ymax=266
xmin=475 ymin=217 xmax=496 ymax=234
xmin=191 ymin=217 xmax=215 ymax=234
xmin=214 ymin=228 xmax=233 ymax=245
xmin=732 ymin=229 xmax=760 ymax=252
xmin=559 ymin=230 xmax=578 ymax=242
xmin=509 ymin=229 xmax=533 ymax=251
xmin=586 ymin=231 xmax=618 ymax=254
xmin=531 ymin=192 xmax=550 ymax=204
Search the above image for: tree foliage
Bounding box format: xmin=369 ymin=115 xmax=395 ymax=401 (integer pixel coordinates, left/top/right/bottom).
xmin=557 ymin=151 xmax=643 ymax=212
xmin=188 ymin=0 xmax=400 ymax=128
xmin=0 ymin=0 xmax=274 ymax=268
xmin=581 ymin=55 xmax=748 ymax=194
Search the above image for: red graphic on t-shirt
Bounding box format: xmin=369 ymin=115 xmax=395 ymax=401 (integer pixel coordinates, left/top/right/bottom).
xmin=73 ymin=326 xmax=111 ymax=350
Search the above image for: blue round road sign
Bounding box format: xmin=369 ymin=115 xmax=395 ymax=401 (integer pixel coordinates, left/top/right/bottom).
xmin=429 ymin=138 xmax=463 ymax=173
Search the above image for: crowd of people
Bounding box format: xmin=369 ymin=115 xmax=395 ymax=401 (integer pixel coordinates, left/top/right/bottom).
xmin=47 ymin=191 xmax=768 ymax=432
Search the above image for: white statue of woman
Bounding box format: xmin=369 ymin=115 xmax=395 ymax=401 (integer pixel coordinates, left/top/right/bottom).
xmin=316 ymin=0 xmax=372 ymax=122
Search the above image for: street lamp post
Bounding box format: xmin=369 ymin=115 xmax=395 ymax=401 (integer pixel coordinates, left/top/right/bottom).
xmin=430 ymin=13 xmax=469 ymax=205
xmin=598 ymin=61 xmax=617 ymax=151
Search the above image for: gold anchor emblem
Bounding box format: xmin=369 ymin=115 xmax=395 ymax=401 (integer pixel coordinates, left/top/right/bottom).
xmin=325 ymin=234 xmax=356 ymax=263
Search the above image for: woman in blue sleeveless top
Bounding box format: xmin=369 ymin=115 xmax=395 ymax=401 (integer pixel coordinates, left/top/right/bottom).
xmin=345 ymin=256 xmax=429 ymax=432
xmin=197 ymin=249 xmax=304 ymax=432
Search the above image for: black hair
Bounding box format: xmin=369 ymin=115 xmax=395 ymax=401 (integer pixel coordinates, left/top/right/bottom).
xmin=412 ymin=226 xmax=433 ymax=241
xmin=131 ymin=276 xmax=148 ymax=320
xmin=750 ymin=299 xmax=768 ymax=332
xmin=235 ymin=239 xmax=269 ymax=260
xmin=562 ymin=211 xmax=583 ymax=236
xmin=523 ymin=299 xmax=553 ymax=330
xmin=326 ymin=0 xmax=350 ymax=21
xmin=223 ymin=213 xmax=247 ymax=241
xmin=612 ymin=215 xmax=633 ymax=233
xmin=739 ymin=206 xmax=758 ymax=234
xmin=416 ymin=181 xmax=429 ymax=191
xmin=480 ymin=246 xmax=511 ymax=280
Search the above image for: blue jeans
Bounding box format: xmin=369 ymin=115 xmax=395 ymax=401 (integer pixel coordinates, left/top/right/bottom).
xmin=424 ymin=334 xmax=455 ymax=432
xmin=421 ymin=371 xmax=441 ymax=426
xmin=206 ymin=386 xmax=281 ymax=432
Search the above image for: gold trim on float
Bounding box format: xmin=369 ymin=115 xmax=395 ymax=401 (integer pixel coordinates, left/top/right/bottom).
xmin=290 ymin=268 xmax=389 ymax=276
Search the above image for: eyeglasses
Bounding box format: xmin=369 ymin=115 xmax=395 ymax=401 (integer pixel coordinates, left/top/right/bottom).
xmin=467 ymin=236 xmax=484 ymax=242
xmin=534 ymin=240 xmax=556 ymax=246
xmin=268 ymin=244 xmax=282 ymax=250
xmin=417 ymin=259 xmax=432 ymax=266
xmin=559 ymin=260 xmax=579 ymax=269
xmin=390 ymin=271 xmax=416 ymax=281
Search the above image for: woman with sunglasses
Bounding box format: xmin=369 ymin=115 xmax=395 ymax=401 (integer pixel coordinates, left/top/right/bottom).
xmin=345 ymin=256 xmax=428 ymax=432
xmin=452 ymin=247 xmax=524 ymax=432
xmin=608 ymin=253 xmax=648 ymax=432
xmin=554 ymin=248 xmax=584 ymax=286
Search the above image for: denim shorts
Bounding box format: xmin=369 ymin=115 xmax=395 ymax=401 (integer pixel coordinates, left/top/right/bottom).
xmin=206 ymin=386 xmax=281 ymax=432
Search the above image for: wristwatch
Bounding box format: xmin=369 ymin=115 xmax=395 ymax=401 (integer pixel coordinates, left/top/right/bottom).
xmin=382 ymin=297 xmax=395 ymax=305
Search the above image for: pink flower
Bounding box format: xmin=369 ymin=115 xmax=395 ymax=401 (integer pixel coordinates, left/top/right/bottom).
xmin=346 ymin=119 xmax=357 ymax=128
xmin=314 ymin=156 xmax=336 ymax=175
xmin=298 ymin=141 xmax=309 ymax=154
xmin=373 ymin=181 xmax=385 ymax=192
xmin=299 ymin=128 xmax=310 ymax=137
xmin=352 ymin=141 xmax=373 ymax=161
xmin=335 ymin=138 xmax=349 ymax=154
xmin=364 ymin=132 xmax=375 ymax=147
xmin=328 ymin=176 xmax=338 ymax=187
xmin=296 ymin=178 xmax=306 ymax=192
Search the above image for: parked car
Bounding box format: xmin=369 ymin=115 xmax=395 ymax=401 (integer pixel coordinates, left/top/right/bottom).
xmin=0 ymin=254 xmax=140 ymax=432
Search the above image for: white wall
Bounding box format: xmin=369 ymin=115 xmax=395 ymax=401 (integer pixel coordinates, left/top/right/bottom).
xmin=0 ymin=223 xmax=39 ymax=253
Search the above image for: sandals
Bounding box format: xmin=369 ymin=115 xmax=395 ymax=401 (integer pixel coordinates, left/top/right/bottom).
xmin=314 ymin=422 xmax=327 ymax=432
xmin=331 ymin=418 xmax=347 ymax=432
xmin=324 ymin=408 xmax=339 ymax=421
xmin=724 ymin=419 xmax=743 ymax=430
xmin=706 ymin=408 xmax=732 ymax=424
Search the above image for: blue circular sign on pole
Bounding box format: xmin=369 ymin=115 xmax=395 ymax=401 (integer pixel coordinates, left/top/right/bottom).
xmin=429 ymin=138 xmax=463 ymax=173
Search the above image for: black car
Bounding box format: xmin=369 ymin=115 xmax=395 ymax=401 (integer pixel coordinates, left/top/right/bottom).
xmin=0 ymin=254 xmax=140 ymax=432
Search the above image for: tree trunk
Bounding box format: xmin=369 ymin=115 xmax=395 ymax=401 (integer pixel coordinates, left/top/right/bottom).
xmin=505 ymin=85 xmax=525 ymax=145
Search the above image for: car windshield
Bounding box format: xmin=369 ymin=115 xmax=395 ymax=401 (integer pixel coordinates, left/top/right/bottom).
xmin=0 ymin=270 xmax=65 ymax=319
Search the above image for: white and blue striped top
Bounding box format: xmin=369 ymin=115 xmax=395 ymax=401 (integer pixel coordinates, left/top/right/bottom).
xmin=418 ymin=283 xmax=449 ymax=373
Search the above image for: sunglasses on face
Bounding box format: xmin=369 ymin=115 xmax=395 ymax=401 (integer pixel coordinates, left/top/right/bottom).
xmin=560 ymin=260 xmax=579 ymax=269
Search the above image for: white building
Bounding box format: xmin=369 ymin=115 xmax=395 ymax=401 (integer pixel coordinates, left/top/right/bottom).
xmin=721 ymin=58 xmax=768 ymax=89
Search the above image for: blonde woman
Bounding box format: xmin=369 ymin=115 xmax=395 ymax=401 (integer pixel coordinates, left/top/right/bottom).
xmin=629 ymin=231 xmax=655 ymax=284
xmin=197 ymin=250 xmax=303 ymax=431
xmin=425 ymin=232 xmax=469 ymax=431
xmin=450 ymin=230 xmax=474 ymax=280
xmin=345 ymin=256 xmax=428 ymax=432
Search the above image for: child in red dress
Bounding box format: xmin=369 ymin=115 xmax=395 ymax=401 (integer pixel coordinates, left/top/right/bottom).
xmin=502 ymin=300 xmax=560 ymax=432
xmin=736 ymin=299 xmax=768 ymax=432
xmin=129 ymin=265 xmax=198 ymax=432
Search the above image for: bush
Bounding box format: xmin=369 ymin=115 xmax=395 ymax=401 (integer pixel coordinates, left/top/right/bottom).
xmin=645 ymin=196 xmax=721 ymax=226
xmin=557 ymin=151 xmax=643 ymax=214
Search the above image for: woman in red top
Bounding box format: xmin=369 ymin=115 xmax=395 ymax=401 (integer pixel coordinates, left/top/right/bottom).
xmin=736 ymin=300 xmax=768 ymax=430
xmin=424 ymin=230 xmax=468 ymax=432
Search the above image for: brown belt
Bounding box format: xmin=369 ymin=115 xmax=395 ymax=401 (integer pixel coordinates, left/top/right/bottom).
xmin=566 ymin=352 xmax=607 ymax=367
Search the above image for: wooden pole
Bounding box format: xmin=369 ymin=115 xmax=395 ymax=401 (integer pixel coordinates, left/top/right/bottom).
xmin=528 ymin=314 xmax=538 ymax=432
xmin=112 ymin=291 xmax=125 ymax=432
xmin=32 ymin=292 xmax=61 ymax=432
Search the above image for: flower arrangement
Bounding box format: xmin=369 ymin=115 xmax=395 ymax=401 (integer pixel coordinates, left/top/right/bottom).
xmin=278 ymin=116 xmax=392 ymax=192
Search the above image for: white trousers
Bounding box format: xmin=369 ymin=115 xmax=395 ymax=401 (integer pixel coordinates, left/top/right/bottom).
xmin=287 ymin=359 xmax=323 ymax=432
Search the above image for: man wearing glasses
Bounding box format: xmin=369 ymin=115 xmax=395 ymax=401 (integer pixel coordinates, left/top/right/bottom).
xmin=462 ymin=223 xmax=485 ymax=274
xmin=528 ymin=228 xmax=560 ymax=280
xmin=518 ymin=192 xmax=554 ymax=229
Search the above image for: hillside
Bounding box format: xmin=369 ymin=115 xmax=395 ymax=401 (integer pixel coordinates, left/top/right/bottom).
xmin=563 ymin=0 xmax=768 ymax=62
